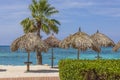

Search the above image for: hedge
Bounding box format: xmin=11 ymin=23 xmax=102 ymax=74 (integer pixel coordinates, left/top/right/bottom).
xmin=59 ymin=59 xmax=120 ymax=80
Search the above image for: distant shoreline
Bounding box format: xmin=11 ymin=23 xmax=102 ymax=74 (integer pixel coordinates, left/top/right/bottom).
xmin=0 ymin=45 xmax=10 ymax=47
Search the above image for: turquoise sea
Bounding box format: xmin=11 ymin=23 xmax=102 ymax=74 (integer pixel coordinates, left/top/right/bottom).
xmin=0 ymin=46 xmax=120 ymax=66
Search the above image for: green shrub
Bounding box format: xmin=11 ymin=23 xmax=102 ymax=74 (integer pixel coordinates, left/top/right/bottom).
xmin=59 ymin=59 xmax=120 ymax=80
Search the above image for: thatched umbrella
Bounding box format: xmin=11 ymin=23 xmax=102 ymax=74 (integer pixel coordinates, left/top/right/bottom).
xmin=91 ymin=30 xmax=115 ymax=58
xmin=44 ymin=33 xmax=60 ymax=68
xmin=113 ymin=41 xmax=120 ymax=52
xmin=11 ymin=33 xmax=48 ymax=71
xmin=59 ymin=28 xmax=100 ymax=59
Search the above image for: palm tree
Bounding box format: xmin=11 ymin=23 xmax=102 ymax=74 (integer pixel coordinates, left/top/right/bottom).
xmin=20 ymin=0 xmax=60 ymax=64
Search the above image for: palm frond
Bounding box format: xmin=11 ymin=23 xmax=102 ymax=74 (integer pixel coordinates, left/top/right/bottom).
xmin=51 ymin=19 xmax=60 ymax=25
xmin=21 ymin=0 xmax=60 ymax=35
xmin=41 ymin=23 xmax=50 ymax=34
xmin=20 ymin=18 xmax=37 ymax=33
xmin=45 ymin=6 xmax=59 ymax=16
xmin=49 ymin=25 xmax=59 ymax=34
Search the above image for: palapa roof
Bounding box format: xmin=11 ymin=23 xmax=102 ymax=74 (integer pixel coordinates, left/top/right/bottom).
xmin=91 ymin=30 xmax=115 ymax=47
xmin=44 ymin=33 xmax=60 ymax=48
xmin=59 ymin=29 xmax=100 ymax=52
xmin=11 ymin=33 xmax=48 ymax=53
xmin=59 ymin=34 xmax=72 ymax=49
xmin=113 ymin=41 xmax=120 ymax=52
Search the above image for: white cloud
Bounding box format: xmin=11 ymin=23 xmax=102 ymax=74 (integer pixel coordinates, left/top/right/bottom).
xmin=50 ymin=1 xmax=94 ymax=10
xmin=0 ymin=11 xmax=30 ymax=20
xmin=50 ymin=0 xmax=120 ymax=17
xmin=0 ymin=3 xmax=30 ymax=22
xmin=89 ymin=8 xmax=120 ymax=17
xmin=61 ymin=1 xmax=93 ymax=9
xmin=0 ymin=0 xmax=120 ymax=45
xmin=0 ymin=4 xmax=28 ymax=10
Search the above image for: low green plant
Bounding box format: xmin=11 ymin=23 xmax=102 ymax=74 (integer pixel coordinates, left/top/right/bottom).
xmin=59 ymin=59 xmax=120 ymax=80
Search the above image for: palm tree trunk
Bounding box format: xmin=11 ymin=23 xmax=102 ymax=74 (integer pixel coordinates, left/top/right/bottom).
xmin=27 ymin=52 xmax=30 ymax=71
xmin=36 ymin=50 xmax=42 ymax=64
xmin=36 ymin=23 xmax=42 ymax=65
xmin=36 ymin=41 xmax=42 ymax=65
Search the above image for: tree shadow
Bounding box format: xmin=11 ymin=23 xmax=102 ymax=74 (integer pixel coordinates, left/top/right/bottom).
xmin=25 ymin=69 xmax=59 ymax=73
xmin=0 ymin=69 xmax=6 ymax=72
xmin=52 ymin=66 xmax=58 ymax=69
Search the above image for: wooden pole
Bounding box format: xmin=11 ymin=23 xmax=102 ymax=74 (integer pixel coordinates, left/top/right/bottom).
xmin=51 ymin=48 xmax=54 ymax=68
xmin=77 ymin=49 xmax=80 ymax=59
xmin=97 ymin=52 xmax=101 ymax=59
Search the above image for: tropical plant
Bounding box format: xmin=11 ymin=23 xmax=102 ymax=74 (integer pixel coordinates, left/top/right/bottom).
xmin=20 ymin=0 xmax=60 ymax=64
xmin=59 ymin=59 xmax=120 ymax=80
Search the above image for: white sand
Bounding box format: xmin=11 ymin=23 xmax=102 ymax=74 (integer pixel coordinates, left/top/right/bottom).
xmin=0 ymin=65 xmax=59 ymax=78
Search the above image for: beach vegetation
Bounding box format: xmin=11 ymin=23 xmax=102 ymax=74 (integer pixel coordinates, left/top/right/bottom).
xmin=59 ymin=59 xmax=120 ymax=80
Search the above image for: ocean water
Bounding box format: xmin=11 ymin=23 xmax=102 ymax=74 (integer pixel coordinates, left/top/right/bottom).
xmin=0 ymin=46 xmax=120 ymax=66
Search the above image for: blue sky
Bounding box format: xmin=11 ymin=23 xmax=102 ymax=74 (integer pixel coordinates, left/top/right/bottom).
xmin=0 ymin=0 xmax=120 ymax=45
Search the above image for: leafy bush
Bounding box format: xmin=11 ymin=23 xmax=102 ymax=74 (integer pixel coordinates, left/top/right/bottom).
xmin=59 ymin=59 xmax=120 ymax=80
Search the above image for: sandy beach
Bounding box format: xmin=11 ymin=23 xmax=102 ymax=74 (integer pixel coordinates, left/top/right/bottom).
xmin=0 ymin=65 xmax=59 ymax=78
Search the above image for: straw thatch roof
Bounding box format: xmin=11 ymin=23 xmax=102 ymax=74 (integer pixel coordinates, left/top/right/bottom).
xmin=113 ymin=41 xmax=120 ymax=52
xmin=91 ymin=30 xmax=115 ymax=47
xmin=11 ymin=33 xmax=48 ymax=53
xmin=59 ymin=30 xmax=100 ymax=53
xmin=59 ymin=34 xmax=72 ymax=49
xmin=44 ymin=33 xmax=60 ymax=48
xmin=44 ymin=33 xmax=60 ymax=68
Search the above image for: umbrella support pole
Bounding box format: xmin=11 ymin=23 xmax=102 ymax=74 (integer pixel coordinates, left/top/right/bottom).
xmin=24 ymin=52 xmax=32 ymax=71
xmin=51 ymin=48 xmax=54 ymax=68
xmin=24 ymin=62 xmax=32 ymax=71
xmin=77 ymin=50 xmax=80 ymax=59
xmin=49 ymin=48 xmax=56 ymax=68
xmin=95 ymin=53 xmax=102 ymax=59
xmin=97 ymin=53 xmax=100 ymax=59
xmin=51 ymin=48 xmax=53 ymax=68
xmin=28 ymin=53 xmax=30 ymax=71
xmin=27 ymin=64 xmax=29 ymax=71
